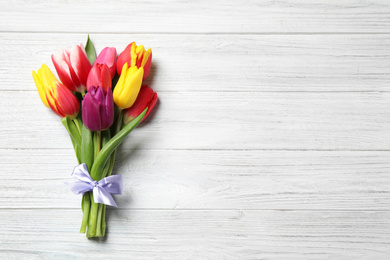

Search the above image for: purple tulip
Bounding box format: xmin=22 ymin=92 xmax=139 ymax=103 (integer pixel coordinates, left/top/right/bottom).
xmin=82 ymin=86 xmax=114 ymax=131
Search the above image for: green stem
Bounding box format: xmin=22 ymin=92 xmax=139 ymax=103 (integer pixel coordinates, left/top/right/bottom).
xmin=81 ymin=124 xmax=94 ymax=173
xmin=84 ymin=109 xmax=146 ymax=238
xmin=95 ymin=131 xmax=101 ymax=158
xmin=87 ymin=193 xmax=98 ymax=238
xmin=73 ymin=118 xmax=82 ymax=135
xmin=87 ymin=130 xmax=104 ymax=237
xmin=115 ymin=109 xmax=123 ymax=135
xmin=102 ymin=205 xmax=106 ymax=236
xmin=96 ymin=203 xmax=104 ymax=236
xmin=80 ymin=194 xmax=90 ymax=233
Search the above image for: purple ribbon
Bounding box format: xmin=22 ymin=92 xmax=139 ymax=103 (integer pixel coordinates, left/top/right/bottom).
xmin=66 ymin=163 xmax=123 ymax=207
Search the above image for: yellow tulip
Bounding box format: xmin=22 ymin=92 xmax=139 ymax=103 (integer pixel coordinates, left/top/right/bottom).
xmin=113 ymin=62 xmax=144 ymax=110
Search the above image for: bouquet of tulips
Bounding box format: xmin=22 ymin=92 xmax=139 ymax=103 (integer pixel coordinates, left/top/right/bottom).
xmin=32 ymin=36 xmax=158 ymax=238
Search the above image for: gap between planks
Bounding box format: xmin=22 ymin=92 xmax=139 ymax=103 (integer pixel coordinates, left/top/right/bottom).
xmin=2 ymin=148 xmax=390 ymax=152
xmin=2 ymin=31 xmax=390 ymax=35
xmin=1 ymin=208 xmax=389 ymax=212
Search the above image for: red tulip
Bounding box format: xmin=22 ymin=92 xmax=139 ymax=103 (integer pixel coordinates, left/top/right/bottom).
xmin=116 ymin=42 xmax=152 ymax=80
xmin=86 ymin=63 xmax=112 ymax=92
xmin=123 ymin=85 xmax=157 ymax=124
xmin=51 ymin=45 xmax=92 ymax=93
xmin=94 ymin=47 xmax=117 ymax=79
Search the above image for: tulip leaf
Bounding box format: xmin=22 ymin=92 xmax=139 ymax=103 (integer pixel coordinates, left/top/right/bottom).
xmin=61 ymin=117 xmax=82 ymax=163
xmin=101 ymin=129 xmax=111 ymax=147
xmin=90 ymin=108 xmax=148 ymax=180
xmin=63 ymin=117 xmax=82 ymax=145
xmin=85 ymin=35 xmax=96 ymax=65
xmin=81 ymin=124 xmax=94 ymax=173
xmin=99 ymin=130 xmax=112 ymax=179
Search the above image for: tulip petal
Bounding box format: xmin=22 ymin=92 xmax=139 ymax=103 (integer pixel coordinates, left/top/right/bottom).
xmin=46 ymin=87 xmax=65 ymax=117
xmin=100 ymin=64 xmax=112 ymax=91
xmin=119 ymin=67 xmax=143 ymax=109
xmin=143 ymin=91 xmax=158 ymax=121
xmin=55 ymin=83 xmax=80 ymax=119
xmin=102 ymin=88 xmax=114 ymax=129
xmin=95 ymin=47 xmax=117 ymax=78
xmin=82 ymin=91 xmax=102 ymax=131
xmin=142 ymin=49 xmax=152 ymax=80
xmin=113 ymin=63 xmax=128 ymax=103
xmin=116 ymin=42 xmax=133 ymax=75
xmin=39 ymin=64 xmax=57 ymax=86
xmin=86 ymin=63 xmax=112 ymax=92
xmin=130 ymin=42 xmax=137 ymax=67
xmin=32 ymin=70 xmax=49 ymax=107
xmin=70 ymin=45 xmax=91 ymax=89
xmin=52 ymin=51 xmax=76 ymax=92
xmin=123 ymin=85 xmax=158 ymax=124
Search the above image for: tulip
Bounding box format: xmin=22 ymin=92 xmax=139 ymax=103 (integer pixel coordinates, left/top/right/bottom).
xmin=123 ymin=85 xmax=158 ymax=124
xmin=94 ymin=47 xmax=117 ymax=79
xmin=116 ymin=42 xmax=152 ymax=80
xmin=32 ymin=64 xmax=80 ymax=119
xmin=113 ymin=63 xmax=144 ymax=110
xmin=86 ymin=63 xmax=112 ymax=92
xmin=52 ymin=44 xmax=92 ymax=93
xmin=82 ymin=86 xmax=114 ymax=131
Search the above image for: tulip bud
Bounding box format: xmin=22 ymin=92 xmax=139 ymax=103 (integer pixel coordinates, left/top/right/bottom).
xmin=94 ymin=47 xmax=117 ymax=79
xmin=82 ymin=86 xmax=114 ymax=132
xmin=86 ymin=63 xmax=112 ymax=92
xmin=123 ymin=85 xmax=158 ymax=124
xmin=116 ymin=42 xmax=152 ymax=80
xmin=51 ymin=44 xmax=92 ymax=93
xmin=32 ymin=64 xmax=80 ymax=119
xmin=113 ymin=63 xmax=144 ymax=110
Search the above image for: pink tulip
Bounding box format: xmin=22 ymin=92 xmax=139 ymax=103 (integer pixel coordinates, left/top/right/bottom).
xmin=94 ymin=47 xmax=117 ymax=79
xmin=51 ymin=45 xmax=92 ymax=93
xmin=86 ymin=63 xmax=112 ymax=92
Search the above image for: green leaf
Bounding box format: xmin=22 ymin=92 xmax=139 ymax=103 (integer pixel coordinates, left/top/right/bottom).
xmin=81 ymin=124 xmax=94 ymax=173
xmin=85 ymin=35 xmax=97 ymax=65
xmin=90 ymin=108 xmax=147 ymax=180
xmin=101 ymin=129 xmax=111 ymax=147
xmin=61 ymin=117 xmax=82 ymax=164
xmin=62 ymin=117 xmax=81 ymax=146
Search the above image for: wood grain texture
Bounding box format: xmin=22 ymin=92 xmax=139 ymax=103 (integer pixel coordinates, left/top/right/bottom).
xmin=0 ymin=91 xmax=389 ymax=150
xmin=2 ymin=33 xmax=390 ymax=92
xmin=0 ymin=149 xmax=389 ymax=210
xmin=0 ymin=0 xmax=389 ymax=258
xmin=1 ymin=0 xmax=390 ymax=33
xmin=0 ymin=209 xmax=389 ymax=259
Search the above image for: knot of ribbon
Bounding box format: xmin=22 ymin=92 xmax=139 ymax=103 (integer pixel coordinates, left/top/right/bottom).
xmin=66 ymin=163 xmax=123 ymax=207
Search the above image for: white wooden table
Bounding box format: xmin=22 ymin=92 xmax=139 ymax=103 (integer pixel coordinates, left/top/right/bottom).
xmin=1 ymin=0 xmax=389 ymax=259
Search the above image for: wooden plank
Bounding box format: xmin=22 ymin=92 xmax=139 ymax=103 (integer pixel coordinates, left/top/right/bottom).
xmin=2 ymin=33 xmax=390 ymax=92
xmin=0 ymin=91 xmax=389 ymax=150
xmin=0 ymin=209 xmax=389 ymax=258
xmin=1 ymin=1 xmax=390 ymax=33
xmin=1 ymin=149 xmax=389 ymax=210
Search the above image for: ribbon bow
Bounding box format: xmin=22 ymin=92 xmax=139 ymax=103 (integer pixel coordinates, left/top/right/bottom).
xmin=66 ymin=163 xmax=123 ymax=207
